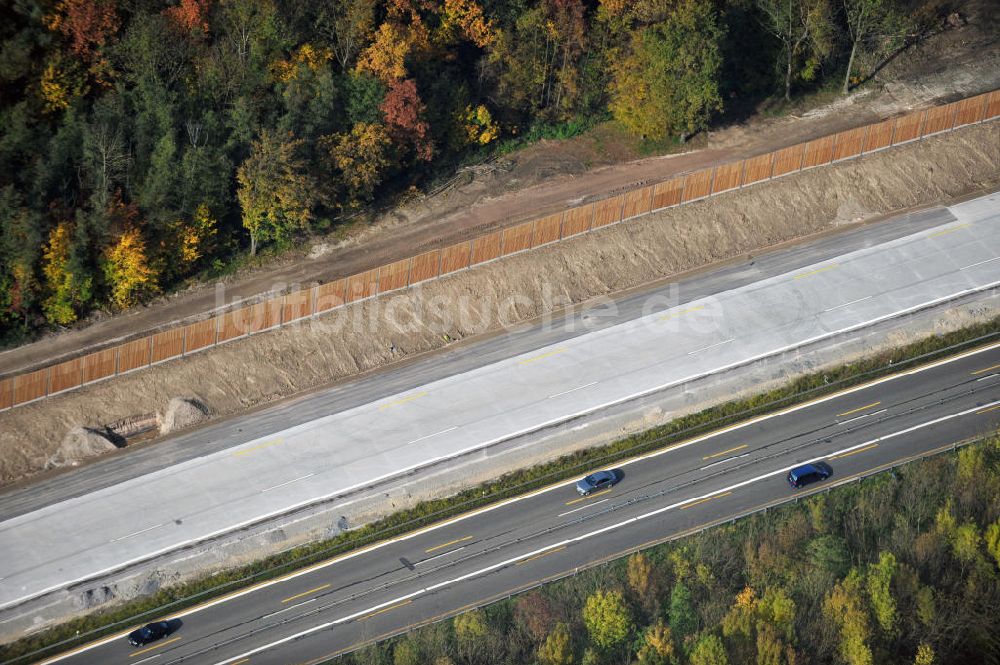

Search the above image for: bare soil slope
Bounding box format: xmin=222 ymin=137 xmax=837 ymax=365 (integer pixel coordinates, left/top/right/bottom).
xmin=1 ymin=122 xmax=996 ymax=486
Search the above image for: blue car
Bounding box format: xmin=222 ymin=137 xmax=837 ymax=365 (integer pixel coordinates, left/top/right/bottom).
xmin=127 ymin=621 xmax=171 ymax=647
xmin=576 ymin=470 xmax=617 ymax=496
xmin=787 ymin=462 xmax=832 ymax=489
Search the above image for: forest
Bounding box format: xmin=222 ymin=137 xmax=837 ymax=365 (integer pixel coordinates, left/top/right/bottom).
xmin=340 ymin=436 xmax=1000 ymax=665
xmin=0 ymin=0 xmax=927 ymax=344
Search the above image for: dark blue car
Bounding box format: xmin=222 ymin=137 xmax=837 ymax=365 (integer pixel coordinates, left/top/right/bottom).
xmin=576 ymin=470 xmax=617 ymax=496
xmin=127 ymin=621 xmax=171 ymax=647
xmin=787 ymin=462 xmax=832 ymax=489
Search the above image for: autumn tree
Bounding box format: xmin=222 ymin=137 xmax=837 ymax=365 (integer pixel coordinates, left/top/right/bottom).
xmin=160 ymin=203 xmax=217 ymax=280
xmin=320 ymin=122 xmax=392 ymax=209
xmin=45 ymin=0 xmax=120 ymax=63
xmin=439 ymin=0 xmax=496 ymax=48
xmin=537 ymin=621 xmax=574 ymax=665
xmin=164 ymin=0 xmax=212 ymax=35
xmin=609 ymin=0 xmax=723 ymax=141
xmin=582 ymin=589 xmax=633 ymax=651
xmin=823 ymin=569 xmax=874 ymax=665
xmin=637 ymin=619 xmax=677 ymax=665
xmin=41 ymin=221 xmax=92 ymax=324
xmin=236 ymin=129 xmax=316 ymax=255
xmin=102 ymin=226 xmax=159 ymax=309
xmin=381 ymin=78 xmax=434 ymax=161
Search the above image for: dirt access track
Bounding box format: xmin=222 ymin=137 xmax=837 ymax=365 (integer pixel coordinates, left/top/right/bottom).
xmin=1 ymin=119 xmax=997 ymax=486
xmin=2 ymin=5 xmax=999 ymax=377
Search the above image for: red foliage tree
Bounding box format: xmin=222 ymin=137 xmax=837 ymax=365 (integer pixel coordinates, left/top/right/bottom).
xmin=380 ymin=78 xmax=434 ymax=161
xmin=47 ymin=0 xmax=121 ymax=62
xmin=164 ymin=0 xmax=212 ymax=34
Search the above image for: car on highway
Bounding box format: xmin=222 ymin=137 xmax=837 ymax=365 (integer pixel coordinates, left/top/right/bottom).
xmin=576 ymin=470 xmax=617 ymax=496
xmin=127 ymin=621 xmax=171 ymax=647
xmin=787 ymin=462 xmax=832 ymax=489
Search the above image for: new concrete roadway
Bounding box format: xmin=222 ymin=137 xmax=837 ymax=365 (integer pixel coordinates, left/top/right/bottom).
xmin=38 ymin=337 xmax=1000 ymax=664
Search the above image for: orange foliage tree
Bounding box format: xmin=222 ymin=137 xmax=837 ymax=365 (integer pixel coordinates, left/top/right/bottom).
xmin=45 ymin=0 xmax=120 ymax=62
xmin=380 ymin=78 xmax=433 ymax=161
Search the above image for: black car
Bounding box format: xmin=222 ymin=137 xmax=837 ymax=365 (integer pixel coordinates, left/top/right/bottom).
xmin=576 ymin=470 xmax=617 ymax=496
xmin=787 ymin=462 xmax=832 ymax=489
xmin=127 ymin=621 xmax=171 ymax=647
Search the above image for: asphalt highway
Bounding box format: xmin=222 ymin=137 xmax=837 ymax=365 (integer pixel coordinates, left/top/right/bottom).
xmin=40 ymin=342 xmax=1000 ymax=665
xmin=2 ymin=194 xmax=999 ymax=616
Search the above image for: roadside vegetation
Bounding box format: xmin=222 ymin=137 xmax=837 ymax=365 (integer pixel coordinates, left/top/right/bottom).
xmin=0 ymin=0 xmax=937 ymax=345
xmin=2 ymin=317 xmax=996 ymax=663
xmin=341 ymin=432 xmax=1000 ymax=665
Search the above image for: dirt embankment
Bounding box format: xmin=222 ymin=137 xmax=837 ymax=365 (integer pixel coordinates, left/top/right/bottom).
xmin=0 ymin=123 xmax=997 ymax=486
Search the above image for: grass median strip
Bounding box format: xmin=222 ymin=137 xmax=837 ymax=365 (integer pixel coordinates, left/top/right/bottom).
xmin=4 ymin=317 xmax=999 ymax=665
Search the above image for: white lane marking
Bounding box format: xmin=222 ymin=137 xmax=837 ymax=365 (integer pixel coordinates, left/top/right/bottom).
xmin=109 ymin=524 xmax=163 ymax=543
xmin=688 ymin=338 xmax=734 ymax=355
xmin=260 ymin=474 xmax=315 ymax=493
xmin=132 ymin=656 xmax=161 ymax=665
xmin=211 ymin=398 xmax=1000 ymax=665
xmin=823 ymin=295 xmax=873 ymax=313
xmin=700 ymin=453 xmax=750 ymax=470
xmin=961 ymin=257 xmax=1000 ymax=270
xmin=38 ymin=342 xmax=1000 ymax=665
xmin=838 ymin=408 xmax=887 ymax=425
xmin=557 ymin=499 xmax=609 ymax=517
xmin=548 ymin=382 xmax=598 ymax=399
xmin=417 ymin=547 xmax=466 ymax=566
xmin=261 ymin=598 xmax=315 ymax=620
xmin=407 ymin=427 xmax=458 ymax=445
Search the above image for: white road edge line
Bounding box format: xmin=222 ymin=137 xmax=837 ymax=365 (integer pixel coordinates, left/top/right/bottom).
xmin=548 ymin=382 xmax=598 ymax=399
xmin=34 ymin=340 xmax=1000 ymax=665
xmin=961 ymin=257 xmax=1000 ymax=270
xmin=823 ymin=295 xmax=873 ymax=312
xmin=260 ymin=474 xmax=315 ymax=493
xmin=688 ymin=338 xmax=734 ymax=355
xmin=109 ymin=524 xmax=163 ymax=543
xmin=407 ymin=427 xmax=459 ymax=445
xmin=211 ymin=398 xmax=1000 ymax=665
xmin=557 ymin=499 xmax=609 ymax=517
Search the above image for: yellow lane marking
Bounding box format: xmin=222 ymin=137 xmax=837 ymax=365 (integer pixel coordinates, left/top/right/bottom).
xmin=231 ymin=660 xmax=250 ymax=665
xmin=702 ymin=444 xmax=748 ymax=460
xmin=359 ymin=599 xmax=412 ymax=621
xmin=41 ymin=341 xmax=1000 ymax=665
xmin=928 ymin=223 xmax=970 ymax=238
xmin=837 ymin=401 xmax=882 ymax=417
xmin=379 ymin=391 xmax=428 ymax=411
xmin=972 ymin=363 xmax=1000 ymax=375
xmin=680 ymin=492 xmax=732 ymax=510
xmin=280 ymin=583 xmax=330 ymax=604
xmin=519 ymin=347 xmax=568 ymax=365
xmin=564 ymin=488 xmax=612 ymax=506
xmin=658 ymin=305 xmax=706 ymax=322
xmin=794 ymin=264 xmax=838 ymax=280
xmin=830 ymin=443 xmax=879 ymax=460
xmin=128 ymin=637 xmax=181 ymax=658
xmin=516 ymin=546 xmax=566 ymax=566
xmin=977 ymin=404 xmax=1000 ymax=415
xmin=425 ymin=535 xmax=472 ymax=553
xmin=232 ymin=438 xmax=284 ymax=458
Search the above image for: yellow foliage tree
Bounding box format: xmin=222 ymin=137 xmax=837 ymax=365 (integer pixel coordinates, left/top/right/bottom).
xmin=163 ymin=203 xmax=217 ymax=279
xmin=271 ymin=43 xmax=333 ymax=83
xmin=42 ymin=222 xmax=87 ymax=325
xmin=537 ymin=622 xmax=574 ymax=665
xmin=102 ymin=226 xmax=159 ymax=309
xmin=321 ymin=122 xmax=391 ymax=209
xmin=356 ymin=22 xmax=411 ymax=82
xmin=440 ymin=0 xmax=496 ymax=48
xmin=637 ymin=619 xmax=676 ymax=665
xmin=461 ymin=105 xmax=499 ymax=145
